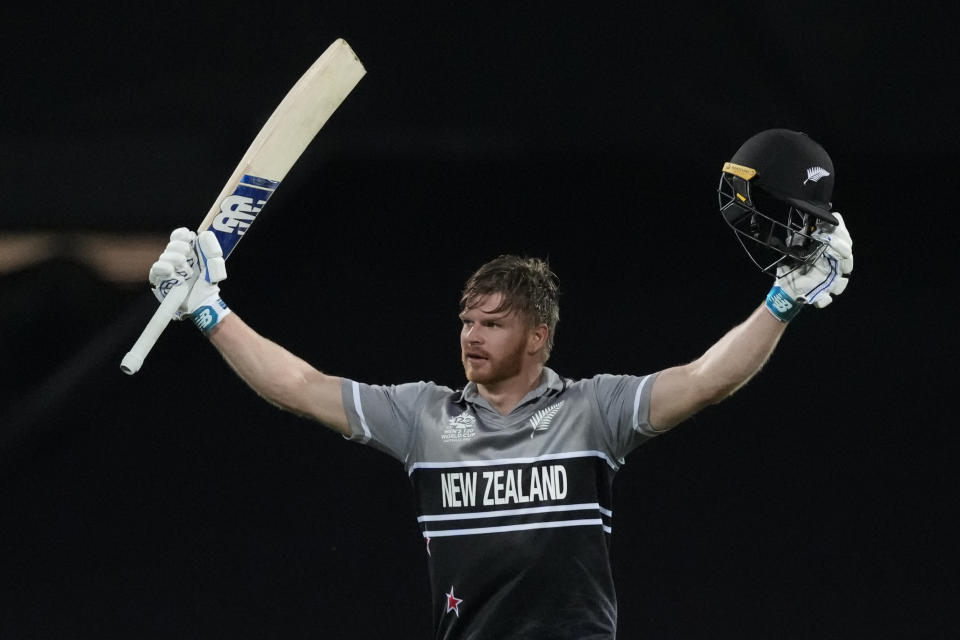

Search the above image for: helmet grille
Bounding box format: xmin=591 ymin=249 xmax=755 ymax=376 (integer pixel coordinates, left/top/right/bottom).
xmin=718 ymin=173 xmax=827 ymax=276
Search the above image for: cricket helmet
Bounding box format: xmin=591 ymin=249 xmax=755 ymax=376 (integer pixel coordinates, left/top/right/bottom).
xmin=718 ymin=128 xmax=838 ymax=275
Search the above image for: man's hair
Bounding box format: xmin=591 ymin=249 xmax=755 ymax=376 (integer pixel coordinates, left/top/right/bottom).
xmin=459 ymin=255 xmax=560 ymax=360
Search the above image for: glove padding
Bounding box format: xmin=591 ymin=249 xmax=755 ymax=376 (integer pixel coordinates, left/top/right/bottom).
xmin=766 ymin=212 xmax=853 ymax=321
xmin=149 ymin=227 xmax=230 ymax=331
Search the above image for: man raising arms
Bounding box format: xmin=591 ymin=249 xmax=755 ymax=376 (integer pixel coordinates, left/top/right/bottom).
xmin=147 ymin=129 xmax=852 ymax=638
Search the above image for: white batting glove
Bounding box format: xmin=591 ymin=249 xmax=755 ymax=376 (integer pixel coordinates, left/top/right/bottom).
xmin=765 ymin=212 xmax=853 ymax=322
xmin=148 ymin=227 xmax=231 ymax=333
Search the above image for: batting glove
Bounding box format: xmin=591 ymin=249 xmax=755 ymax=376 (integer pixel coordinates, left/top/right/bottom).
xmin=149 ymin=227 xmax=231 ymax=333
xmin=765 ymin=212 xmax=853 ymax=322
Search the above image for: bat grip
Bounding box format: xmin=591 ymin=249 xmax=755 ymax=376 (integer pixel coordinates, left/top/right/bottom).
xmin=120 ymin=286 xmax=190 ymax=375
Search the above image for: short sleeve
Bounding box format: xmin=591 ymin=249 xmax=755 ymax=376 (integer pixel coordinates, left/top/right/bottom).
xmin=340 ymin=379 xmax=430 ymax=463
xmin=589 ymin=372 xmax=661 ymax=462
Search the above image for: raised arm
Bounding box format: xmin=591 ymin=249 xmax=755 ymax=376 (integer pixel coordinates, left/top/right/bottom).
xmin=649 ymin=213 xmax=853 ymax=431
xmin=207 ymin=315 xmax=349 ymax=435
xmin=649 ymin=305 xmax=785 ymax=430
xmin=147 ymin=227 xmax=350 ymax=436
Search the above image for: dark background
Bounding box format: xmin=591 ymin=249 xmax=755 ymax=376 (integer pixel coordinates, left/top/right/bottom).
xmin=1 ymin=2 xmax=956 ymax=638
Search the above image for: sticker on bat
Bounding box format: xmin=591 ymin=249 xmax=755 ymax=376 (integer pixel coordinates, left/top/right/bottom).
xmin=211 ymin=175 xmax=280 ymax=258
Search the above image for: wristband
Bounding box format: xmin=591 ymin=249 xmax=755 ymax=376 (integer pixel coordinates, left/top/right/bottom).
xmin=764 ymin=286 xmax=802 ymax=323
xmin=190 ymin=296 xmax=232 ymax=333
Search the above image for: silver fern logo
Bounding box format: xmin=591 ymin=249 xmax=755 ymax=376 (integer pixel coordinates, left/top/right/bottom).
xmin=529 ymin=401 xmax=565 ymax=438
xmin=804 ymin=166 xmax=830 ymax=184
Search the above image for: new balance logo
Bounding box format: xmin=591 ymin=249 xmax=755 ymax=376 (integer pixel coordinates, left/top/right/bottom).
xmin=770 ymin=292 xmax=793 ymax=313
xmin=804 ymin=166 xmax=830 ymax=184
xmin=530 ymin=401 xmax=565 ymax=438
xmin=193 ymin=306 xmax=216 ymax=330
xmin=212 ymin=195 xmax=265 ymax=236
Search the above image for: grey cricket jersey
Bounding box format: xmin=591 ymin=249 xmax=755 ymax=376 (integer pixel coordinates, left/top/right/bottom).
xmin=341 ymin=367 xmax=661 ymax=640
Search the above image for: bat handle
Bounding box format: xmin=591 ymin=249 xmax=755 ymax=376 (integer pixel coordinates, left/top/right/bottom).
xmin=120 ymin=286 xmax=190 ymax=375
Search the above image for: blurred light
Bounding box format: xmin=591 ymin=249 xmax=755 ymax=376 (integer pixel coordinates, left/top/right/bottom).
xmin=0 ymin=233 xmax=166 ymax=283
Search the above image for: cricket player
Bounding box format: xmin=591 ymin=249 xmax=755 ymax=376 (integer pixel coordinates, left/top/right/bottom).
xmin=148 ymin=129 xmax=853 ymax=638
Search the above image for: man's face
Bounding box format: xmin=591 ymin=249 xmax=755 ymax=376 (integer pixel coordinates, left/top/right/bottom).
xmin=459 ymin=293 xmax=532 ymax=386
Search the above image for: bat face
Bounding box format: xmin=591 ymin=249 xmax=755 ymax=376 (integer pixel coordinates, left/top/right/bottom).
xmin=209 ymin=174 xmax=279 ymax=259
xmin=198 ymin=38 xmax=366 ymax=260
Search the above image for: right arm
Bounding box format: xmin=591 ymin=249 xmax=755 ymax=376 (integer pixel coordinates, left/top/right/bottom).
xmin=147 ymin=228 xmax=350 ymax=436
xmin=207 ymin=313 xmax=350 ymax=436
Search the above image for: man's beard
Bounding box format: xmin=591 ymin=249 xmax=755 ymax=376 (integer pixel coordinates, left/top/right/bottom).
xmin=462 ymin=340 xmax=525 ymax=386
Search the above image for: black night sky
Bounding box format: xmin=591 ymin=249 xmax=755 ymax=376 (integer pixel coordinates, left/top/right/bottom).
xmin=1 ymin=2 xmax=956 ymax=638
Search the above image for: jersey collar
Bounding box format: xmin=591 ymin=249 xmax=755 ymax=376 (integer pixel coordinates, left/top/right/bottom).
xmin=455 ymin=367 xmax=565 ymax=409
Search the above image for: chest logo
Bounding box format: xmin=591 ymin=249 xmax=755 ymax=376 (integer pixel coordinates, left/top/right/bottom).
xmin=529 ymin=400 xmax=565 ymax=438
xmin=442 ymin=411 xmax=477 ymax=443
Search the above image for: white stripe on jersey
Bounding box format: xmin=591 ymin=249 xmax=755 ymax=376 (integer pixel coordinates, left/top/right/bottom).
xmin=351 ymin=380 xmax=372 ymax=443
xmin=422 ymin=518 xmax=605 ymax=538
xmin=632 ymin=374 xmax=660 ymax=435
xmin=407 ymin=449 xmax=618 ymax=475
xmin=417 ymin=502 xmax=612 ymax=522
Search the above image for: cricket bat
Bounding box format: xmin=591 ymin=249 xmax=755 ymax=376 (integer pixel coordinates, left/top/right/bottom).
xmin=120 ymin=38 xmax=365 ymax=375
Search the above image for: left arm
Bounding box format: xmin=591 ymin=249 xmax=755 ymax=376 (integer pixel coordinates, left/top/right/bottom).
xmin=649 ymin=304 xmax=786 ymax=430
xmin=649 ymin=211 xmax=853 ymax=431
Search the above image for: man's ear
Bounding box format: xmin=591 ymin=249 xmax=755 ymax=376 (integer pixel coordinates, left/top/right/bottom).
xmin=527 ymin=323 xmax=548 ymax=355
